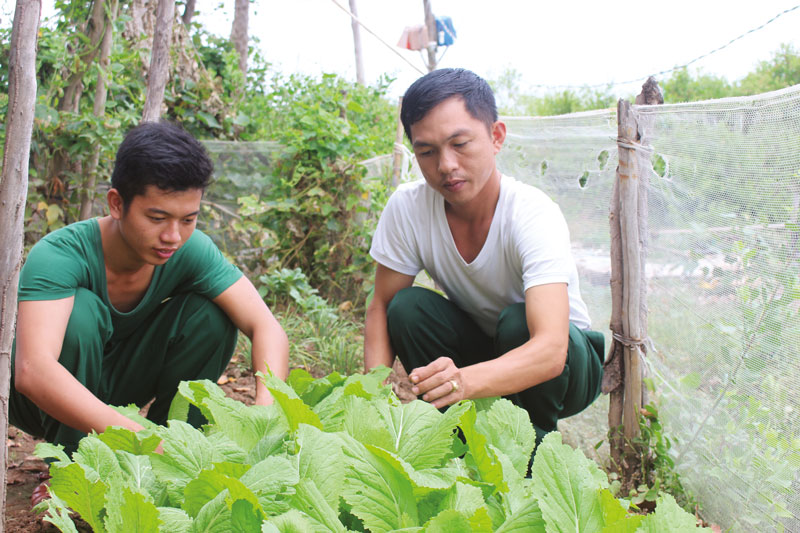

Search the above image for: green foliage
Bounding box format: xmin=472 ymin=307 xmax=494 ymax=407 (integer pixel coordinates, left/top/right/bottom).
xmin=738 ymin=43 xmax=800 ymax=95
xmin=629 ymin=404 xmax=697 ymax=513
xmin=228 ymin=73 xmax=395 ymax=302
xmin=35 ymin=372 xmax=709 ymax=532
xmin=490 ymin=68 xmax=616 ymax=116
xmin=661 ymin=68 xmax=733 ymax=103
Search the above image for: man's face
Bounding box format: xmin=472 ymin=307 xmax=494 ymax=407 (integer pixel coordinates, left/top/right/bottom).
xmin=111 ymin=184 xmax=203 ymax=266
xmin=410 ymin=96 xmax=505 ymax=208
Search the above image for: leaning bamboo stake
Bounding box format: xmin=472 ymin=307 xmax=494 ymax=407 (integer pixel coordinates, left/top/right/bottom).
xmin=391 ymin=97 xmax=404 ymax=188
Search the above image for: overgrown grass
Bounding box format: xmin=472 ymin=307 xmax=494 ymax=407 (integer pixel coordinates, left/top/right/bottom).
xmin=232 ymin=304 xmax=364 ymax=377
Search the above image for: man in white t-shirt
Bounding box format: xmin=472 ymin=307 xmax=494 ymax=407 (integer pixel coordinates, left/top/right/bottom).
xmin=364 ymin=68 xmax=604 ymax=445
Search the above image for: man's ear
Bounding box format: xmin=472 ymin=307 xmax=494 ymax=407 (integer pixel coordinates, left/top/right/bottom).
xmin=492 ymin=121 xmax=506 ymax=153
xmin=107 ymin=188 xmax=124 ymax=219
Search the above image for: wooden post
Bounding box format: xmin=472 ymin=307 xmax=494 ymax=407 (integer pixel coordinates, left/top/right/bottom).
xmin=422 ymin=0 xmax=437 ymax=71
xmin=348 ymin=0 xmax=365 ymax=85
xmin=1 ymin=0 xmax=41 ymax=526
xmin=617 ymin=97 xmax=645 ymax=455
xmin=391 ymin=97 xmax=404 ymax=188
xmin=608 ymin=77 xmax=660 ymax=488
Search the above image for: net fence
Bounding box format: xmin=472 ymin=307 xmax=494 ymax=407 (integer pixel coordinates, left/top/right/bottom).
xmin=499 ymin=87 xmax=800 ymax=532
xmin=199 ymin=85 xmax=800 ymax=531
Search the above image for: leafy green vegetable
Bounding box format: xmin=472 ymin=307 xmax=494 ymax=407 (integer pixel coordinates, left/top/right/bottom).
xmin=35 ymin=368 xmax=709 ymax=532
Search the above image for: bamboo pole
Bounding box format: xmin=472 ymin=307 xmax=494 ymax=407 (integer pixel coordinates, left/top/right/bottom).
xmin=391 ymin=97 xmax=404 ymax=188
xmin=348 ymin=0 xmax=365 ymax=85
xmin=422 ymin=0 xmax=437 ymax=71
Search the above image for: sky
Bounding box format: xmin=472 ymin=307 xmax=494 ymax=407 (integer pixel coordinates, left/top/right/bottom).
xmin=197 ymin=0 xmax=800 ymax=99
xmin=3 ymin=0 xmax=800 ymax=101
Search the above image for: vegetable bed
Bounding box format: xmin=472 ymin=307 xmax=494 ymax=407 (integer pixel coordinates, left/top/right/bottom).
xmin=36 ymin=368 xmax=707 ymax=532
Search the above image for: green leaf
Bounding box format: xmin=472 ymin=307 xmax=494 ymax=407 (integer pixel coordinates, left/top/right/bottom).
xmin=340 ymin=434 xmax=419 ymax=532
xmin=150 ymin=422 xmax=217 ymax=505
xmin=38 ymin=496 xmax=81 ymax=533
xmin=49 ymin=462 xmax=108 ymax=533
xmin=377 ymin=399 xmax=469 ymax=471
xmin=289 ymin=478 xmax=347 ymax=532
xmin=191 ymin=490 xmax=232 ymax=533
xmin=73 ymin=435 xmax=120 ymax=483
xmin=34 ymin=442 xmax=71 ymax=465
xmin=263 ymin=509 xmax=320 ymax=532
xmin=197 ymin=111 xmax=222 ymax=129
xmin=183 ymin=466 xmax=262 ymax=519
xmin=295 ymin=424 xmax=345 ymax=510
xmin=270 ymin=387 xmax=323 ymax=433
xmin=231 ymin=499 xmax=265 ymax=533
xmin=240 ymin=456 xmax=299 ymax=516
xmin=423 ymin=509 xmax=473 ymax=532
xmin=459 ymin=404 xmax=508 ymax=494
xmin=475 ymin=398 xmax=536 ymax=476
xmin=530 ymin=432 xmax=608 ymax=533
xmin=495 ymin=497 xmax=546 ymax=532
xmin=98 ymin=427 xmax=162 ymax=455
xmin=115 ymin=451 xmax=161 ymax=501
xmin=104 ymin=486 xmax=161 ymax=533
xmin=635 ymin=492 xmax=710 ymax=532
xmin=158 ymin=507 xmax=194 ymax=532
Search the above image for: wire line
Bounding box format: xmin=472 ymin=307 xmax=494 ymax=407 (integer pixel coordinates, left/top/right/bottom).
xmin=328 ymin=0 xmax=426 ymax=76
xmin=528 ymin=4 xmax=800 ymax=90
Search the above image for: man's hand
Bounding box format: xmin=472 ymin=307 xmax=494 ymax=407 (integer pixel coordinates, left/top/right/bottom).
xmin=409 ymin=356 xmax=465 ymax=408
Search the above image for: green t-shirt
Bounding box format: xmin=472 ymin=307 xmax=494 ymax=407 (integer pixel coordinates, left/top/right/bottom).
xmin=18 ymin=219 xmax=243 ymax=341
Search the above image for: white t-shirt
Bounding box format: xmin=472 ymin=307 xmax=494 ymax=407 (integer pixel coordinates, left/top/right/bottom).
xmin=370 ymin=175 xmax=592 ymax=336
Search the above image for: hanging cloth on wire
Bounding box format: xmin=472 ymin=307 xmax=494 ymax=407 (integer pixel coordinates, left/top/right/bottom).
xmin=435 ymin=16 xmax=456 ymax=46
xmin=397 ymin=24 xmax=429 ymax=51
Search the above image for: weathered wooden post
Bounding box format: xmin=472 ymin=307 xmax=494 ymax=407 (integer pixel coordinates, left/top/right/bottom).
xmin=606 ymin=77 xmax=662 ymax=488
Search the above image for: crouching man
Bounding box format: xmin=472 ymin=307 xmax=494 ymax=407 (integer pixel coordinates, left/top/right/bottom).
xmin=11 ymin=121 xmax=289 ymax=460
xmin=364 ymin=69 xmax=604 ymax=446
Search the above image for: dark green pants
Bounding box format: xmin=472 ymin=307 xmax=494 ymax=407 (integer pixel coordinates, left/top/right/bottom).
xmin=10 ymin=288 xmax=238 ymax=455
xmin=387 ymin=287 xmax=604 ymax=443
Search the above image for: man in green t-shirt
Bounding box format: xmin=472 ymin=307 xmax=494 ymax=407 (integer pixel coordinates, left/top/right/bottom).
xmin=10 ymin=122 xmax=289 ymax=460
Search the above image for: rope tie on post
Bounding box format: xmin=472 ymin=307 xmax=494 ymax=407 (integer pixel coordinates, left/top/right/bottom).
xmin=615 ymin=138 xmax=654 ymax=154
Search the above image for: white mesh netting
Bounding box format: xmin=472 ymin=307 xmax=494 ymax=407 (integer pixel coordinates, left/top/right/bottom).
xmin=499 ymin=87 xmax=800 ymax=531
xmin=200 ymin=85 xmax=800 ymax=530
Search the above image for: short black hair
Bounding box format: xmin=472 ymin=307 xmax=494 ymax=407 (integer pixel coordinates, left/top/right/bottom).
xmin=400 ymin=68 xmax=498 ymax=141
xmin=111 ymin=121 xmax=213 ymax=208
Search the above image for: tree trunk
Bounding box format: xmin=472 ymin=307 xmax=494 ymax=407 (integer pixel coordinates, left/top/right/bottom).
xmin=181 ymin=0 xmax=195 ymax=26
xmin=48 ymin=0 xmax=110 ymax=223
xmin=80 ymin=0 xmax=119 ymax=220
xmin=230 ymin=0 xmax=249 ymax=74
xmin=1 ymin=0 xmax=41 ymax=526
xmin=59 ymin=0 xmax=108 ymax=113
xmin=142 ymin=0 xmax=175 ymax=122
xmin=348 ymin=0 xmax=364 ymax=84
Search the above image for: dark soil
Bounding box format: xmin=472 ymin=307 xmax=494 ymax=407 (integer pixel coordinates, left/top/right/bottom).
xmin=4 ymin=356 xmax=416 ymax=532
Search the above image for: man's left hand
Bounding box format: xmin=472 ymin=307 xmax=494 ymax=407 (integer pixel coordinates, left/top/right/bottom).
xmin=409 ymin=356 xmax=465 ymax=408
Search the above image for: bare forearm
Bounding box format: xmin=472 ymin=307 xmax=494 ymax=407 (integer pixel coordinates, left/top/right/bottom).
xmin=16 ymin=359 xmax=144 ymax=435
xmin=461 ymin=336 xmax=567 ymax=399
xmin=363 ymin=303 xmax=395 ymax=371
xmin=250 ymin=320 xmax=289 ymax=402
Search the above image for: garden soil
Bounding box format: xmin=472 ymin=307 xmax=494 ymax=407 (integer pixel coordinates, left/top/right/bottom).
xmin=3 ymin=357 xmax=601 ymax=531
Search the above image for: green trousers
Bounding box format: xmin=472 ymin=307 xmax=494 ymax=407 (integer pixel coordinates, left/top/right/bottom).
xmin=10 ymin=288 xmax=238 ymax=455
xmin=387 ymin=287 xmax=604 ymax=444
